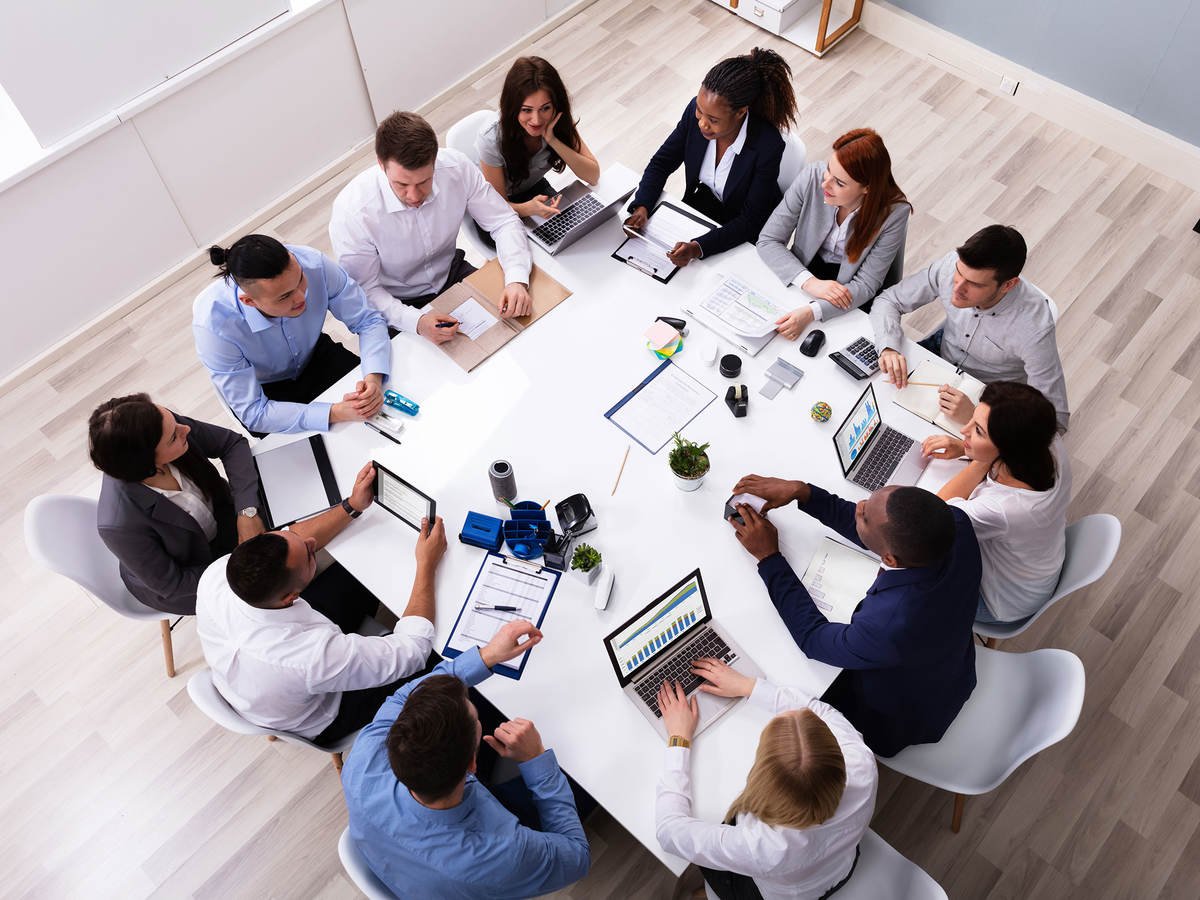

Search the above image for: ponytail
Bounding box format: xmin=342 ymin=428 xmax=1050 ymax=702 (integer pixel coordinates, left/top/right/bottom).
xmin=701 ymin=47 xmax=798 ymax=133
xmin=209 ymin=234 xmax=290 ymax=286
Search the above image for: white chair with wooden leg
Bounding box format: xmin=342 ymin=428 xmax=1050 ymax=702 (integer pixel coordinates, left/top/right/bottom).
xmin=446 ymin=109 xmax=500 ymax=262
xmin=187 ymin=668 xmax=359 ymax=774
xmin=975 ymin=513 xmax=1121 ymax=646
xmin=338 ymin=827 xmax=399 ymax=900
xmin=837 ymin=828 xmax=947 ymax=899
xmin=24 ymin=493 xmax=179 ymax=677
xmin=879 ymin=646 xmax=1085 ymax=833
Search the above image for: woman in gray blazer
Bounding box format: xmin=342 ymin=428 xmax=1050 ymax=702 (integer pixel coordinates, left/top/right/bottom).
xmin=89 ymin=394 xmax=265 ymax=615
xmin=757 ymin=128 xmax=912 ymax=339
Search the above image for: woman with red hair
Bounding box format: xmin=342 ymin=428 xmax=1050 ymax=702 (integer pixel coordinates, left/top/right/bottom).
xmin=757 ymin=129 xmax=911 ymax=339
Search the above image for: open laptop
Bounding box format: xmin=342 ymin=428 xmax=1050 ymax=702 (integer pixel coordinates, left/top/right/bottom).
xmin=603 ymin=569 xmax=765 ymax=739
xmin=833 ymin=383 xmax=930 ymax=493
xmin=829 ymin=336 xmax=881 ymax=380
xmin=524 ymin=179 xmax=635 ymax=255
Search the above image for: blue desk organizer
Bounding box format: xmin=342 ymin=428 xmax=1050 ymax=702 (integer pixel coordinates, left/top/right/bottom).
xmin=503 ymin=501 xmax=552 ymax=559
xmin=459 ymin=511 xmax=504 ymax=552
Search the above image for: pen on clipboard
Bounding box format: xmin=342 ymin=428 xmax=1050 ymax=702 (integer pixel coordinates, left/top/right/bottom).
xmin=622 ymin=224 xmax=673 ymax=252
xmin=474 ymin=604 xmax=519 ymax=612
xmin=364 ymin=420 xmax=402 ymax=445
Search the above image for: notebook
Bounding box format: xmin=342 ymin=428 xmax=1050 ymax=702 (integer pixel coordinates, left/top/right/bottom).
xmin=800 ymin=538 xmax=881 ymax=623
xmin=892 ymin=359 xmax=986 ymax=433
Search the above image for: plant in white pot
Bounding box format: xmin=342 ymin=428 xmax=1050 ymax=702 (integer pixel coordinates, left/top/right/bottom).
xmin=570 ymin=542 xmax=603 ymax=585
xmin=668 ymin=433 xmax=710 ymax=492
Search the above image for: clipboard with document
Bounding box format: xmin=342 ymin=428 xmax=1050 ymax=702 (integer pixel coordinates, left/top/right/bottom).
xmin=443 ymin=552 xmax=561 ymax=680
xmin=612 ymin=201 xmax=713 ymax=283
xmin=251 ymin=434 xmax=341 ymax=529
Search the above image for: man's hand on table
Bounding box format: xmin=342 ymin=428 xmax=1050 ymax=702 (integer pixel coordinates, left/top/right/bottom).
xmin=729 ymin=503 xmax=780 ymax=562
xmin=879 ymin=348 xmax=907 ymax=388
xmin=732 ymin=474 xmax=809 ymax=512
xmin=484 ymin=718 xmax=546 ymax=763
xmin=481 ymin=620 xmax=543 ymax=670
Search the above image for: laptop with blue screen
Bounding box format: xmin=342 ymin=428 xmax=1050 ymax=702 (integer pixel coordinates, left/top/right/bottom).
xmin=603 ymin=569 xmax=764 ymax=738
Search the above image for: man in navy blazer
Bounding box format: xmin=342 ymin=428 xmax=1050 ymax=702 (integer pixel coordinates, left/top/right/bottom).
xmin=627 ymin=97 xmax=784 ymax=262
xmin=728 ymin=474 xmax=981 ymax=757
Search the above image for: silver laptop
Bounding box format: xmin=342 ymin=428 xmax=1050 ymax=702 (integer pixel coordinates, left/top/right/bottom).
xmin=829 ymin=336 xmax=880 ymax=380
xmin=603 ymin=569 xmax=765 ymax=739
xmin=833 ymin=384 xmax=930 ymax=493
xmin=524 ymin=180 xmax=634 ymax=255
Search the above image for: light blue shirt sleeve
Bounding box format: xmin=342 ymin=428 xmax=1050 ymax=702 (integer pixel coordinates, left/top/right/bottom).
xmin=321 ymin=254 xmax=391 ymax=382
xmin=510 ymin=749 xmax=591 ymax=891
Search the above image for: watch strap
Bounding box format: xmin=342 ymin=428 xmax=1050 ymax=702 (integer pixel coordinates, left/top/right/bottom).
xmin=667 ymin=735 xmax=691 ymax=749
xmin=341 ymin=498 xmax=361 ymax=519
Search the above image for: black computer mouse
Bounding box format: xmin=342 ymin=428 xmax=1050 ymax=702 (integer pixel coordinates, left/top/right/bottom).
xmin=800 ymin=329 xmax=826 ymax=357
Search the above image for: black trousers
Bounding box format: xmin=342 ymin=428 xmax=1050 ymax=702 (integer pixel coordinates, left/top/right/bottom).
xmin=385 ymin=249 xmax=478 ymax=338
xmin=250 ymin=334 xmax=360 ymax=437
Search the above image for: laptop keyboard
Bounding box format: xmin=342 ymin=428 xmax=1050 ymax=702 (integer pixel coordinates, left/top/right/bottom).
xmin=846 ymin=337 xmax=879 ymax=371
xmin=531 ymin=194 xmax=603 ymax=245
xmin=633 ymin=627 xmax=737 ymax=717
xmin=853 ymin=426 xmax=915 ymax=492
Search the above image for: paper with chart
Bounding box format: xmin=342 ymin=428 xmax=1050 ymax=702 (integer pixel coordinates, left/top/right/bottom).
xmin=606 ymin=361 xmax=717 ymax=454
xmin=801 ymin=538 xmax=881 ymax=623
xmin=892 ymin=359 xmax=986 ymax=433
xmin=701 ymin=276 xmax=785 ymax=338
xmin=444 ymin=555 xmax=557 ymax=674
xmin=448 ymin=297 xmax=499 ymax=341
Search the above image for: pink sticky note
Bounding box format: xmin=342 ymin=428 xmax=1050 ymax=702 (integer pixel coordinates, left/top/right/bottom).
xmin=644 ymin=321 xmax=680 ymax=348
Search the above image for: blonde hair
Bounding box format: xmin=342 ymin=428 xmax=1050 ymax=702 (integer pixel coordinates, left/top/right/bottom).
xmin=725 ymin=709 xmax=847 ymax=829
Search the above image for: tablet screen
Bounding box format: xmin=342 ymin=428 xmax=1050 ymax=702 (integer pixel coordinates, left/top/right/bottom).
xmin=373 ymin=462 xmax=435 ymax=531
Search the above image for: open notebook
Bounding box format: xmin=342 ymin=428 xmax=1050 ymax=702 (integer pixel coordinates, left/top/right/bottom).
xmin=801 ymin=538 xmax=880 ymax=623
xmin=892 ymin=358 xmax=986 ymax=433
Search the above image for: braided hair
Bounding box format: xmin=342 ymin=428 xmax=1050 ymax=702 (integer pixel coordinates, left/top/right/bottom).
xmin=701 ymin=47 xmax=798 ymax=133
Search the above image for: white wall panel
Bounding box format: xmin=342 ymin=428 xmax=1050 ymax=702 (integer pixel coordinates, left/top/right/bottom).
xmin=129 ymin=0 xmax=374 ymax=241
xmin=0 ymin=121 xmax=195 ymax=377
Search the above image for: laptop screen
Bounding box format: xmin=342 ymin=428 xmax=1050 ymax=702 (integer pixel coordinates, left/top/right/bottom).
xmin=604 ymin=569 xmax=709 ymax=686
xmin=833 ymin=384 xmax=882 ymax=476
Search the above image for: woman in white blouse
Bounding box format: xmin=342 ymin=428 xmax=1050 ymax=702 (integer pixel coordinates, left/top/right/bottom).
xmin=89 ymin=393 xmax=265 ymax=615
xmin=656 ymin=658 xmax=877 ymax=900
xmin=757 ymin=129 xmax=911 ymax=339
xmin=923 ymin=381 xmax=1072 ymax=624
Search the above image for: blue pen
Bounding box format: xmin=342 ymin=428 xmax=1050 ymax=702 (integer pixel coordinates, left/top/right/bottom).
xmin=435 ymin=321 xmax=457 ymax=329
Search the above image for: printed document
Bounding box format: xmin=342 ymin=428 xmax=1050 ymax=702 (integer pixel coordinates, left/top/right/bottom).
xmin=607 ymin=362 xmax=716 ymax=453
xmin=449 ymin=297 xmax=499 ymax=341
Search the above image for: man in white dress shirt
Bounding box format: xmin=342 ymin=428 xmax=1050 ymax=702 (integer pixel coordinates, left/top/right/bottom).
xmin=330 ymin=111 xmax=533 ymax=346
xmin=195 ymin=462 xmax=445 ymax=746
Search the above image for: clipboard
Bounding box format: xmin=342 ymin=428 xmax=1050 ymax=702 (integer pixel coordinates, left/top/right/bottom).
xmin=604 ymin=359 xmax=717 ymax=454
xmin=443 ymin=552 xmax=560 ymax=680
xmin=612 ymin=200 xmax=713 ymax=284
xmin=251 ymin=434 xmax=341 ymax=529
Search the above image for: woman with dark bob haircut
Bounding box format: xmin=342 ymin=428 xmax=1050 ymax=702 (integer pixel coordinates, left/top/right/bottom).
xmin=923 ymin=381 xmax=1073 ymax=624
xmin=89 ymin=394 xmax=264 ymax=614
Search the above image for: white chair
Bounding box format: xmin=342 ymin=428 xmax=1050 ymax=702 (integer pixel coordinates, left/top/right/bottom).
xmin=25 ymin=494 xmax=178 ymax=677
xmin=879 ymin=647 xmax=1085 ymax=833
xmin=975 ymin=513 xmax=1121 ymax=645
xmin=446 ymin=109 xmax=498 ymax=263
xmin=837 ymin=828 xmax=947 ymax=900
xmin=338 ymin=827 xmax=399 ymax=900
xmin=187 ymin=669 xmax=360 ymax=774
xmin=777 ymin=130 xmax=807 ymax=195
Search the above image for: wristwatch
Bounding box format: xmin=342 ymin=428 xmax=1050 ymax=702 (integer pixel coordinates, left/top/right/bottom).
xmin=667 ymin=735 xmax=691 ymax=749
xmin=239 ymin=506 xmax=257 ymax=519
xmin=341 ymin=498 xmax=362 ymax=519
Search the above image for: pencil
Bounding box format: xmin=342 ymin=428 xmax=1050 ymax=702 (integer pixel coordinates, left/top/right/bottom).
xmin=899 ymin=380 xmax=945 ymax=387
xmin=611 ymin=445 xmax=631 ymax=496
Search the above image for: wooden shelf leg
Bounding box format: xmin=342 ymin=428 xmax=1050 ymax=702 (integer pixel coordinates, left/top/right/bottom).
xmin=332 ymin=752 xmax=344 ymax=775
xmin=266 ymin=735 xmax=278 ymax=742
xmin=952 ymin=793 xmax=966 ymax=832
xmin=159 ymin=619 xmax=176 ymax=678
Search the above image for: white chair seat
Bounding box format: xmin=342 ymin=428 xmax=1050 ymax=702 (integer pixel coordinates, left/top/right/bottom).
xmin=446 ymin=109 xmax=499 ymax=264
xmin=339 ymin=827 xmax=399 ymax=900
xmin=777 ymin=130 xmax=807 ymax=195
xmin=837 ymin=828 xmax=947 ymax=900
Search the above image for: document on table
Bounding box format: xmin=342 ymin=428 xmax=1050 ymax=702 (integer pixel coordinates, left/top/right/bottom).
xmin=612 ymin=201 xmax=712 ymax=283
xmin=800 ymin=538 xmax=881 ymax=623
xmin=443 ymin=553 xmax=560 ymax=679
xmin=449 ymin=297 xmax=499 ymax=341
xmin=700 ymin=275 xmax=785 ymax=338
xmin=605 ymin=359 xmax=717 ymax=454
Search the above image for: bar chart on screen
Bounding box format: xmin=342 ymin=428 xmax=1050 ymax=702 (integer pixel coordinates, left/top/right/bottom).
xmin=610 ymin=578 xmax=706 ymax=673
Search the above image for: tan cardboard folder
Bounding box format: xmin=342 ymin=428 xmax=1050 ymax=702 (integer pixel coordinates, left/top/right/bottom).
xmin=429 ymin=258 xmax=572 ymax=372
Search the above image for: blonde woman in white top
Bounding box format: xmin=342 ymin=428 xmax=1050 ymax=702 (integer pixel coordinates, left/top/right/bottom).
xmin=923 ymin=381 xmax=1072 ymax=623
xmin=656 ymin=658 xmax=877 ymax=900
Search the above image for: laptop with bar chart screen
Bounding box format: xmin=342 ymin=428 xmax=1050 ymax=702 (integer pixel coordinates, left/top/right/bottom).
xmin=832 ymin=383 xmax=929 ymax=493
xmin=603 ymin=568 xmax=764 ymax=738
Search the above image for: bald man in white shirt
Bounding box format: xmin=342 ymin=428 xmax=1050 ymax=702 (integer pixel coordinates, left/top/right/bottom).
xmin=330 ymin=111 xmax=532 ymax=346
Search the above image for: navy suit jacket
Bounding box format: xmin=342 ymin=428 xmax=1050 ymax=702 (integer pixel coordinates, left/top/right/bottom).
xmin=629 ymin=98 xmax=784 ymax=257
xmin=757 ymin=485 xmax=981 ymax=757
xmin=96 ymin=414 xmax=260 ymax=615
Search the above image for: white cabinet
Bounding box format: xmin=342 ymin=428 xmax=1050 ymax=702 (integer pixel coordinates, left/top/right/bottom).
xmin=707 ymin=0 xmax=863 ymax=57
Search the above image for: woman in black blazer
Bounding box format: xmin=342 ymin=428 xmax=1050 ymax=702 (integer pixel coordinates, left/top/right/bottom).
xmin=89 ymin=393 xmax=265 ymax=615
xmin=625 ymin=47 xmax=798 ymax=267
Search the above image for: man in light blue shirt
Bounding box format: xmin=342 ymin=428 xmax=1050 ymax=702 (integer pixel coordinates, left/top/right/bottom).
xmin=342 ymin=620 xmax=591 ymax=899
xmin=193 ymin=236 xmax=391 ymax=435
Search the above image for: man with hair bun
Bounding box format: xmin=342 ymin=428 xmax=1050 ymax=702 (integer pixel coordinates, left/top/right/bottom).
xmin=727 ymin=473 xmax=981 ymax=757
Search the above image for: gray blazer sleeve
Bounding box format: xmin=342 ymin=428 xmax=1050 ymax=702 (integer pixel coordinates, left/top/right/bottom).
xmin=871 ymin=251 xmax=954 ymax=352
xmin=755 ymin=164 xmax=820 ymax=286
xmin=177 ymin=414 xmax=260 ymax=511
xmin=812 ymin=203 xmax=911 ymax=320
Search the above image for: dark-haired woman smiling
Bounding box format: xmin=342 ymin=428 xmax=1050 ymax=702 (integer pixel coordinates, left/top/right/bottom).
xmin=90 ymin=393 xmax=264 ymax=615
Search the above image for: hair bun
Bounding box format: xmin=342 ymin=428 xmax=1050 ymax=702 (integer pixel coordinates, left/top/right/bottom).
xmin=208 ymin=245 xmax=228 ymax=266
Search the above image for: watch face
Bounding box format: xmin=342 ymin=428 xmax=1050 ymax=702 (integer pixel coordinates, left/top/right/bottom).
xmin=240 ymin=507 xmax=257 ymax=518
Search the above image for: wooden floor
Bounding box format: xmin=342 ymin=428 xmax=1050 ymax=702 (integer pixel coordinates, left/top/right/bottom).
xmin=5 ymin=1 xmax=1200 ymax=897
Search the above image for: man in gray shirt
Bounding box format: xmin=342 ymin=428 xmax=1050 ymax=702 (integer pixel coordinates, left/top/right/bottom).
xmin=871 ymin=225 xmax=1069 ymax=431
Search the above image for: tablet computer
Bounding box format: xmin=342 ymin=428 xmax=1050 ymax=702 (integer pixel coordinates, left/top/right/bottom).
xmin=372 ymin=461 xmax=435 ymax=531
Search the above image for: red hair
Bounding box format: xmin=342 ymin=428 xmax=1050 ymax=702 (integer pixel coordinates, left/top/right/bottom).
xmin=832 ymin=129 xmax=910 ymax=263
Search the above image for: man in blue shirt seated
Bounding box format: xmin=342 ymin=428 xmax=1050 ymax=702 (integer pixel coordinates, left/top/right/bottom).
xmin=729 ymin=476 xmax=982 ymax=757
xmin=341 ymin=620 xmax=591 ymax=899
xmin=193 ymin=234 xmax=391 ymax=436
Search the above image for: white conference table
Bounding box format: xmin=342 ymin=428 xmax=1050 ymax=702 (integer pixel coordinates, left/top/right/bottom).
xmin=261 ymin=174 xmax=962 ymax=876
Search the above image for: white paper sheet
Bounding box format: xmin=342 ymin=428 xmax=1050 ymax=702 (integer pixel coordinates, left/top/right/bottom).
xmin=608 ymin=363 xmax=716 ymax=454
xmin=700 ymin=276 xmax=784 ymax=338
xmin=800 ymin=538 xmax=880 ymax=623
xmin=445 ymin=556 xmax=556 ymax=669
xmin=449 ymin=297 xmax=500 ymax=341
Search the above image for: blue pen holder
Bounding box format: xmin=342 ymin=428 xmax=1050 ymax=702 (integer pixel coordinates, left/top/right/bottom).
xmin=503 ymin=501 xmax=551 ymax=560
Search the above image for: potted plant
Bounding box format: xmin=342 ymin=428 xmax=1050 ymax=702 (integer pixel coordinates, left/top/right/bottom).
xmin=570 ymin=542 xmax=603 ymax=585
xmin=668 ymin=433 xmax=710 ymax=492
